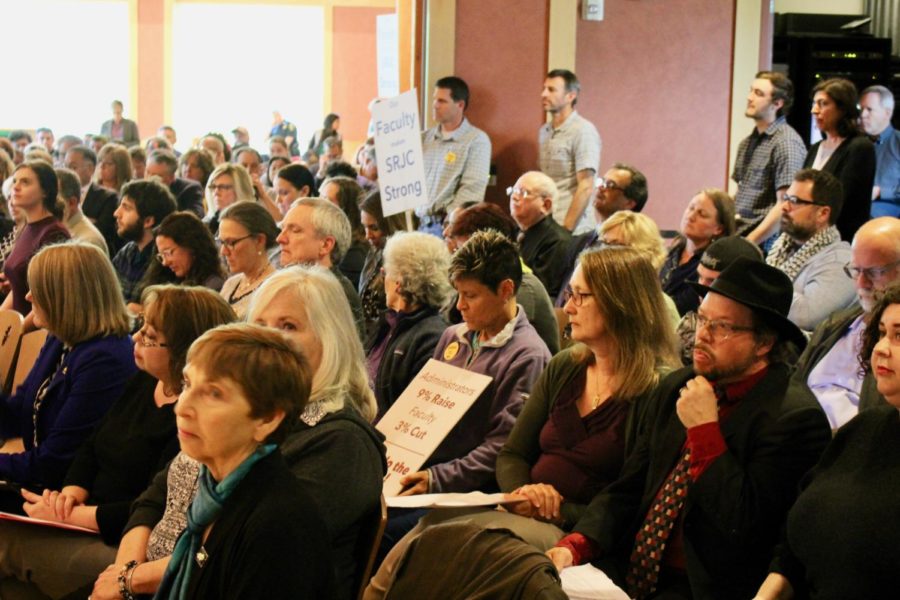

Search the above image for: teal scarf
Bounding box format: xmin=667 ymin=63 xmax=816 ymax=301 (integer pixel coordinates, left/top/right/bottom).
xmin=154 ymin=444 xmax=276 ymax=600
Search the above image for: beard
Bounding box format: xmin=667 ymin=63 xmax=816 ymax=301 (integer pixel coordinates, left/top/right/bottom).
xmin=117 ymin=219 xmax=144 ymax=242
xmin=780 ymin=215 xmax=815 ymax=243
xmin=693 ymin=342 xmax=762 ymax=383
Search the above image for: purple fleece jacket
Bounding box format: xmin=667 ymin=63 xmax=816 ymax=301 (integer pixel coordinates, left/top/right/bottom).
xmin=427 ymin=307 xmax=550 ymax=492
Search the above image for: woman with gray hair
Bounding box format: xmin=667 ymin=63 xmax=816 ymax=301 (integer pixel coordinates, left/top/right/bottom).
xmin=365 ymin=231 xmax=452 ymax=419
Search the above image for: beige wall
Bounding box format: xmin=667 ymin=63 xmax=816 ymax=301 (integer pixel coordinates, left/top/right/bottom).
xmin=774 ymin=0 xmax=865 ymax=14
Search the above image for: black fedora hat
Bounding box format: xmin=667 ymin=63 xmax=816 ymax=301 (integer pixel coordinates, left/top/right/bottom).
xmin=690 ymin=256 xmax=807 ymax=349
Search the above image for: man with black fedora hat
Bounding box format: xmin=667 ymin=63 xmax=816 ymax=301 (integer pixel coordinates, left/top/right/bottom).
xmin=676 ymin=236 xmax=764 ymax=364
xmin=547 ymin=257 xmax=831 ymax=599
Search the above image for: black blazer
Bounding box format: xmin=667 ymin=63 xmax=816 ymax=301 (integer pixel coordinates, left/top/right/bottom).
xmin=803 ymin=134 xmax=876 ymax=242
xmin=792 ymin=305 xmax=886 ymax=417
xmin=82 ymin=183 xmax=120 ymax=255
xmin=169 ymin=177 xmax=204 ymax=217
xmin=573 ymin=364 xmax=831 ymax=599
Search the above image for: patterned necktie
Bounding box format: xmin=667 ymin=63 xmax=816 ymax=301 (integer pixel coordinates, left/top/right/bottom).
xmin=625 ymin=446 xmax=693 ymax=599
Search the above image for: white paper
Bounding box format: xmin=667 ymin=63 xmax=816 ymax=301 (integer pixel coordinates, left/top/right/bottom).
xmin=0 ymin=511 xmax=98 ymax=535
xmin=560 ymin=564 xmax=630 ymax=600
xmin=385 ymin=492 xmax=525 ymax=508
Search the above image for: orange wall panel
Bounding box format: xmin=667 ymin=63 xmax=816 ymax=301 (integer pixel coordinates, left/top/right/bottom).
xmin=455 ymin=0 xmax=550 ymax=205
xmin=137 ymin=0 xmax=165 ymax=139
xmin=333 ymin=6 xmax=396 ymax=142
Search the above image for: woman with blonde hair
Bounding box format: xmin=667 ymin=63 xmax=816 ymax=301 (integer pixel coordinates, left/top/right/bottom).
xmin=599 ymin=209 xmax=680 ymax=329
xmin=365 ymin=247 xmax=679 ymax=599
xmin=0 ymin=241 xmax=135 ymax=502
xmin=599 ymin=210 xmax=667 ymax=271
xmin=94 ymin=143 xmax=133 ymax=193
xmin=203 ymin=162 xmax=255 ymax=232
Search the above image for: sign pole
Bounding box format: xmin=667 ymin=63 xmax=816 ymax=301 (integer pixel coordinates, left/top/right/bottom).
xmin=405 ymin=210 xmax=415 ymax=232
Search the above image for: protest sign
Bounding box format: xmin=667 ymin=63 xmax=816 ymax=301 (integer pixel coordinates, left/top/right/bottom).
xmin=377 ymin=359 xmax=491 ymax=496
xmin=372 ymin=89 xmax=428 ymax=217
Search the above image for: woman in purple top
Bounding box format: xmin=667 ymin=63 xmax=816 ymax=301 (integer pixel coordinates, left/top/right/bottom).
xmin=1 ymin=160 xmax=70 ymax=316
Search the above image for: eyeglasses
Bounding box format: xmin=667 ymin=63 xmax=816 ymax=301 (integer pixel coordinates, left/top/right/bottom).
xmin=784 ymin=195 xmax=827 ymax=207
xmin=208 ymin=184 xmax=234 ymax=192
xmin=696 ymin=314 xmax=755 ymax=341
xmin=562 ymin=286 xmax=594 ymax=307
xmin=506 ymin=186 xmax=541 ymax=200
xmin=843 ymin=260 xmax=900 ymax=281
xmin=133 ymin=315 xmax=168 ymax=348
xmin=135 ymin=328 xmax=168 ymax=348
xmin=156 ymin=247 xmax=177 ymax=263
xmin=216 ymin=234 xmax=253 ymax=250
xmin=596 ymin=178 xmax=624 ymax=192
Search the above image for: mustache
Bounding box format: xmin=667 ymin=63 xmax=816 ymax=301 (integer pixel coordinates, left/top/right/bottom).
xmin=694 ymin=343 xmax=713 ymax=355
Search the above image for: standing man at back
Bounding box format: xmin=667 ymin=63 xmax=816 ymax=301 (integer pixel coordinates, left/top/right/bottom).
xmin=860 ymin=85 xmax=900 ymax=218
xmin=419 ymin=76 xmax=492 ymax=237
xmin=539 ymin=69 xmax=601 ymax=234
xmin=736 ymin=72 xmax=807 ymax=242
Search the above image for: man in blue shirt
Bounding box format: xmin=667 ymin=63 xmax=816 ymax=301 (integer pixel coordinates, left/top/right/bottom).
xmin=861 ymin=85 xmax=900 ymax=218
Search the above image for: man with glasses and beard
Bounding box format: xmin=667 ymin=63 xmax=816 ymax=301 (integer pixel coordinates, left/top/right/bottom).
xmin=547 ymin=258 xmax=830 ymax=599
xmin=765 ymin=169 xmax=856 ymax=332
xmin=111 ymin=179 xmax=177 ymax=307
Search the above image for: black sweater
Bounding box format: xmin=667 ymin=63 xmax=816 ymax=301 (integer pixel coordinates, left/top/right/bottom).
xmin=771 ymin=405 xmax=900 ymax=599
xmin=184 ymin=450 xmax=336 ymax=599
xmin=63 ymin=371 xmax=178 ymax=544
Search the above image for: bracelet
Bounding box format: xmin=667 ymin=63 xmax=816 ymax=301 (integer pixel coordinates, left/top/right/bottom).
xmin=118 ymin=560 xmax=138 ymax=600
xmin=127 ymin=562 xmax=139 ymax=596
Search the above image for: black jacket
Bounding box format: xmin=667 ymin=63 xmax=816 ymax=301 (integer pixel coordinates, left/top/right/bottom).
xmin=365 ymin=307 xmax=447 ymax=419
xmin=82 ymin=182 xmax=120 ymax=255
xmin=169 ymin=177 xmax=204 ymax=217
xmin=574 ymin=364 xmax=831 ymax=599
xmin=792 ymin=305 xmax=886 ymax=418
xmin=803 ymin=134 xmax=876 ymax=242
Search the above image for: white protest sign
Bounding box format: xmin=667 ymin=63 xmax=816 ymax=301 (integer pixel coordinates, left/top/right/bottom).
xmin=376 ymin=359 xmax=492 ymax=497
xmin=372 ymin=89 xmax=428 ymax=217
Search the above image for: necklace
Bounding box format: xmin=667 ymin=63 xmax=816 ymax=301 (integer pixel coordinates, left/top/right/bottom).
xmin=592 ymin=364 xmax=604 ymax=409
xmin=230 ymin=263 xmax=273 ymax=304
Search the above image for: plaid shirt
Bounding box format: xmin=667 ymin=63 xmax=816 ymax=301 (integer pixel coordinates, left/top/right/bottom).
xmin=419 ymin=118 xmax=492 ymax=217
xmin=732 ymin=117 xmax=807 ymax=219
xmin=112 ymin=241 xmax=154 ymax=303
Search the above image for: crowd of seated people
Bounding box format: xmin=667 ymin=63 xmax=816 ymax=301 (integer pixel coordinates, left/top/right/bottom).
xmin=0 ymin=68 xmax=896 ymax=599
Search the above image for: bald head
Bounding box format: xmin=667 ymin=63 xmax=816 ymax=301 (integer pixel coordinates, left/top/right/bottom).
xmin=850 ymin=217 xmax=900 ymax=312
